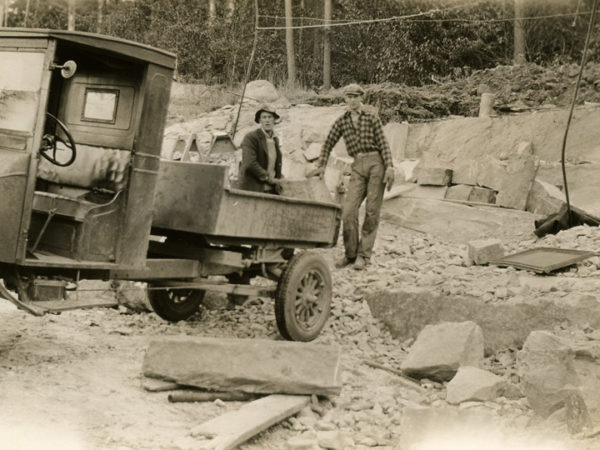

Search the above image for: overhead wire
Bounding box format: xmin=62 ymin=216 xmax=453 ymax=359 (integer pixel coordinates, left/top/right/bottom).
xmin=256 ymin=10 xmax=595 ymax=31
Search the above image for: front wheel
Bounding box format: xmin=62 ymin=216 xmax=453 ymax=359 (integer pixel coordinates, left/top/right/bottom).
xmin=148 ymin=286 xmax=205 ymax=322
xmin=275 ymin=252 xmax=332 ymax=341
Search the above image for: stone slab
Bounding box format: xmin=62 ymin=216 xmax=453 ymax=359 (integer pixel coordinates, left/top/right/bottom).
xmin=416 ymin=167 xmax=452 ymax=186
xmin=365 ymin=288 xmax=600 ymax=354
xmin=468 ymin=238 xmax=504 ymax=265
xmin=142 ymin=337 xmax=342 ymax=396
xmin=445 ymin=184 xmax=473 ymax=201
xmin=468 ymin=186 xmax=497 ymax=204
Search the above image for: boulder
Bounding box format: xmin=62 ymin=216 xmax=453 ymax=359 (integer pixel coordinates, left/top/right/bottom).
xmin=526 ymin=179 xmax=566 ymax=216
xmin=446 ymin=366 xmax=506 ymax=404
xmin=303 ymin=143 xmax=321 ymax=162
xmin=467 ymin=238 xmax=504 ymax=265
xmin=143 ymin=337 xmax=342 ymax=396
xmin=400 ymin=321 xmax=484 ymax=381
xmin=517 ymin=331 xmax=580 ymax=418
xmin=245 ymin=80 xmax=280 ymax=103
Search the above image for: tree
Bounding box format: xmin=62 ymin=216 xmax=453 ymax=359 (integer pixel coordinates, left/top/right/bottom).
xmin=97 ymin=0 xmax=104 ymax=33
xmin=68 ymin=0 xmax=76 ymax=30
xmin=226 ymin=0 xmax=234 ymax=19
xmin=514 ymin=0 xmax=527 ymax=64
xmin=208 ymin=0 xmax=216 ymax=25
xmin=285 ymin=0 xmax=296 ymax=86
xmin=323 ymin=0 xmax=331 ymax=89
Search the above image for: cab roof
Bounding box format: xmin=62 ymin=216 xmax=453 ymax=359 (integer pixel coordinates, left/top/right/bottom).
xmin=0 ymin=28 xmax=176 ymax=69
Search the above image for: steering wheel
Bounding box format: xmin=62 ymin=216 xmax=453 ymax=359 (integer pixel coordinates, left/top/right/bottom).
xmin=40 ymin=112 xmax=77 ymax=167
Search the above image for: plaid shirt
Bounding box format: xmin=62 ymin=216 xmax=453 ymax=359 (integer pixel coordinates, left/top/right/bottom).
xmin=317 ymin=109 xmax=393 ymax=169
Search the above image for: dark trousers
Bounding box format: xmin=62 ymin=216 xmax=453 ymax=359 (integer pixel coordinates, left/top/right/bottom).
xmin=342 ymin=153 xmax=385 ymax=260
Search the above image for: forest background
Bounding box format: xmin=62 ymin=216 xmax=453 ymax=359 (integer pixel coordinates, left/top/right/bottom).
xmin=2 ymin=0 xmax=599 ymax=90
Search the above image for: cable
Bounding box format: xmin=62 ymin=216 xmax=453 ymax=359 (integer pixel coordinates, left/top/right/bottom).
xmin=560 ymin=0 xmax=598 ymax=223
xmin=256 ymin=10 xmax=594 ymax=31
xmin=256 ymin=2 xmax=478 ymax=30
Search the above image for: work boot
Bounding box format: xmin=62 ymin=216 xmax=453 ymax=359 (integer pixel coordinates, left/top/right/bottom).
xmin=353 ymin=256 xmax=369 ymax=270
xmin=335 ymin=256 xmax=355 ymax=269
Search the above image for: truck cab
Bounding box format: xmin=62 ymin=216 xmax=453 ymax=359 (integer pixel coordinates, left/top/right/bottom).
xmin=0 ymin=29 xmax=175 ymax=271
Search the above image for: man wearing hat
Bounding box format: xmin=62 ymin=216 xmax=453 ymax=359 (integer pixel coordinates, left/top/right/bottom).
xmin=239 ymin=105 xmax=283 ymax=194
xmin=307 ymin=83 xmax=395 ymax=270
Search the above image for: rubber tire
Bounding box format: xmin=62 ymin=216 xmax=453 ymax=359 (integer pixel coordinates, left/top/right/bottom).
xmin=148 ymin=287 xmax=205 ymax=322
xmin=275 ymin=251 xmax=332 ymax=342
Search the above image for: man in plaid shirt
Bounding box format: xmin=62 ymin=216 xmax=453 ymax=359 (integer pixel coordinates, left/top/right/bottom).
xmin=308 ymin=83 xmax=395 ymax=270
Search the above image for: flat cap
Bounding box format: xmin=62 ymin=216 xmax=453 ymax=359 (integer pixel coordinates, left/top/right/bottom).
xmin=254 ymin=105 xmax=280 ymax=123
xmin=343 ymin=83 xmax=365 ymax=96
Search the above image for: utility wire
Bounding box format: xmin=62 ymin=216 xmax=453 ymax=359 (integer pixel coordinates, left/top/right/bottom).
xmin=256 ymin=2 xmax=477 ymax=30
xmin=560 ymin=0 xmax=598 ymax=223
xmin=257 ymin=10 xmax=595 ymax=30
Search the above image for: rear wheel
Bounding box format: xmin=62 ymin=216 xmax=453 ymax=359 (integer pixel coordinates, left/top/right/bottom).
xmin=148 ymin=286 xmax=205 ymax=322
xmin=275 ymin=252 xmax=332 ymax=341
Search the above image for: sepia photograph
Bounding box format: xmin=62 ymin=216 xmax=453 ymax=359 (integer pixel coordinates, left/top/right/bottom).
xmin=1 ymin=0 xmax=600 ymax=448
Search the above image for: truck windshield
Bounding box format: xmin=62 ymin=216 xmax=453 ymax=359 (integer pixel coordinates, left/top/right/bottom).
xmin=0 ymin=51 xmax=45 ymax=133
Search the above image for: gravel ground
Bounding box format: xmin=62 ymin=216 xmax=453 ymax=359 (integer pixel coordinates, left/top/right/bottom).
xmin=2 ymin=217 xmax=600 ymax=449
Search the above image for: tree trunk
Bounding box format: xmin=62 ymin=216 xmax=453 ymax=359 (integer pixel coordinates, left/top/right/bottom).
xmin=323 ymin=0 xmax=332 ymax=90
xmin=285 ymin=0 xmax=296 ymax=87
xmin=513 ymin=0 xmax=526 ymax=65
xmin=0 ymin=0 xmax=5 ymax=28
xmin=226 ymin=0 xmax=234 ymax=19
xmin=97 ymin=0 xmax=104 ymax=33
xmin=208 ymin=0 xmax=216 ymax=25
xmin=23 ymin=0 xmax=31 ymax=27
xmin=68 ymin=0 xmax=76 ymax=31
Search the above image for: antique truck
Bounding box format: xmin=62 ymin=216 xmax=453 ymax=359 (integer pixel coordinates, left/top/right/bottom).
xmin=0 ymin=29 xmax=340 ymax=341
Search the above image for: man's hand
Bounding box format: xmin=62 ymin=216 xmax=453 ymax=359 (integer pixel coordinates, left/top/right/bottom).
xmin=305 ymin=166 xmax=324 ymax=179
xmin=383 ymin=167 xmax=395 ymax=191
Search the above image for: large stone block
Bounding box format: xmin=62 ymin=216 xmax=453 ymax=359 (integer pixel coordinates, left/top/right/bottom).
xmin=143 ymin=337 xmax=342 ymax=396
xmin=446 ymin=366 xmax=506 ymax=404
xmin=245 ymin=80 xmax=280 ymax=103
xmin=452 ymin=160 xmax=478 ymax=186
xmin=400 ymin=321 xmax=484 ymax=381
xmin=415 ymin=167 xmax=452 ymax=186
xmin=517 ymin=331 xmax=581 ymax=418
xmin=468 ymin=186 xmax=497 ymax=204
xmin=467 ymin=238 xmax=504 ymax=265
xmin=526 ymin=179 xmax=565 ymax=216
xmin=495 ymin=155 xmax=538 ymax=210
xmin=445 ymin=184 xmax=473 ymax=201
xmin=475 ymin=156 xmax=506 ymax=191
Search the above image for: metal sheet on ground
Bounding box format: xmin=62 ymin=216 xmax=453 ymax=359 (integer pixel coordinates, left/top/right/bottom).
xmin=493 ymin=247 xmax=596 ymax=273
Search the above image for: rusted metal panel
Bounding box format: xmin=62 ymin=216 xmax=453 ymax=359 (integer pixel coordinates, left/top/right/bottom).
xmin=116 ymin=64 xmax=173 ymax=268
xmin=152 ymin=162 xmax=341 ymax=246
xmin=493 ymin=247 xmax=597 ymax=273
xmin=152 ymin=161 xmax=226 ymax=234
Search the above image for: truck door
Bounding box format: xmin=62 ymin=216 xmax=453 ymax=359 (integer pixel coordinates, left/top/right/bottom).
xmin=0 ymin=47 xmax=53 ymax=263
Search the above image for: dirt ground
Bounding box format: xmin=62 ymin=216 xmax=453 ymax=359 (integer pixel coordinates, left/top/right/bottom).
xmin=2 ymin=216 xmax=600 ymax=450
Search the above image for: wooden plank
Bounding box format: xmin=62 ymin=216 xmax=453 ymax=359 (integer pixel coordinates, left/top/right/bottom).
xmin=33 ymin=298 xmax=118 ymax=312
xmin=190 ymin=394 xmax=310 ymax=450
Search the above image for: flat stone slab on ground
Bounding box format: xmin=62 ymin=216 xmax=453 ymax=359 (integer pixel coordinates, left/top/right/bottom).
xmin=142 ymin=337 xmax=342 ymax=396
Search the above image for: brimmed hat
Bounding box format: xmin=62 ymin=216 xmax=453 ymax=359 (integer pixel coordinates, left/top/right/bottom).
xmin=254 ymin=105 xmax=280 ymax=123
xmin=343 ymin=83 xmax=365 ymax=96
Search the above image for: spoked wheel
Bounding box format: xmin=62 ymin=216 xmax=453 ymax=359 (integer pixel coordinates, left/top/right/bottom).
xmin=148 ymin=286 xmax=205 ymax=322
xmin=275 ymin=252 xmax=332 ymax=341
